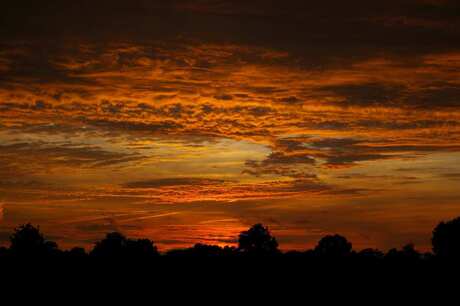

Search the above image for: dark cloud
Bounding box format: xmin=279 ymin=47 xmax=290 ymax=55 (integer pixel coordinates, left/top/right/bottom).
xmin=279 ymin=96 xmax=302 ymax=104
xmin=33 ymin=100 xmax=51 ymax=110
xmin=123 ymin=178 xmax=227 ymax=189
xmin=441 ymin=173 xmax=460 ymax=180
xmin=100 ymin=100 xmax=124 ymax=114
xmin=214 ymin=94 xmax=234 ymax=101
xmin=318 ymin=81 xmax=460 ymax=110
xmin=318 ymin=83 xmax=407 ymax=107
xmin=0 ymin=142 xmax=144 ymax=173
xmin=0 ymin=179 xmax=48 ymax=189
xmin=275 ymin=138 xmax=310 ymax=152
xmin=264 ymin=152 xmax=315 ymax=165
xmin=243 ymin=162 xmax=317 ymax=179
xmin=242 ymin=133 xmax=460 ymax=175
xmin=413 ymin=84 xmax=460 ymax=108
xmin=306 ymin=138 xmax=460 ymax=167
xmin=83 ymin=118 xmax=183 ymax=135
xmin=243 ymin=144 xmax=317 ymax=178
xmin=356 ymin=119 xmax=460 ymax=130
xmin=2 ymin=0 xmax=459 ymax=69
xmin=309 ymin=138 xmax=363 ymax=149
xmin=281 ymin=179 xmax=329 ymax=193
xmin=305 ymin=138 xmax=395 ymax=167
xmin=326 ymin=154 xmax=393 ymax=167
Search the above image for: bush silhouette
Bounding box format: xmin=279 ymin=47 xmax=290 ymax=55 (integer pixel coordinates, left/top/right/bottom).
xmin=238 ymin=224 xmax=280 ymax=256
xmin=314 ymin=234 xmax=352 ymax=258
xmin=9 ymin=223 xmax=59 ymax=257
xmin=432 ymin=217 xmax=460 ymax=258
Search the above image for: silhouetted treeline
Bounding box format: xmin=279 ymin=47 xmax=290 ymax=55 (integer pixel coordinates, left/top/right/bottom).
xmin=2 ymin=218 xmax=460 ymax=265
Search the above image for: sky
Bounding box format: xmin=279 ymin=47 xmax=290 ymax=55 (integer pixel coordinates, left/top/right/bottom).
xmin=0 ymin=0 xmax=460 ymax=251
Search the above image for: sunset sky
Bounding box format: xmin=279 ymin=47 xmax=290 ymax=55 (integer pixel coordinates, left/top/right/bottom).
xmin=1 ymin=0 xmax=460 ymax=251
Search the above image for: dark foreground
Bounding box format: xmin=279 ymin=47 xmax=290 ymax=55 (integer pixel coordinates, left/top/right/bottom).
xmin=2 ymin=216 xmax=460 ymax=284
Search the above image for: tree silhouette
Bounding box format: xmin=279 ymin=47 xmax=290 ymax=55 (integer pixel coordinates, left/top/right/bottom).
xmin=90 ymin=232 xmax=159 ymax=258
xmin=90 ymin=232 xmax=127 ymax=258
xmin=238 ymin=224 xmax=280 ymax=256
xmin=357 ymin=248 xmax=384 ymax=261
xmin=126 ymin=238 xmax=159 ymax=258
xmin=0 ymin=246 xmax=8 ymax=258
xmin=167 ymin=244 xmax=236 ymax=257
xmin=9 ymin=223 xmax=59 ymax=257
xmin=432 ymin=217 xmax=460 ymax=258
xmin=385 ymin=244 xmax=421 ymax=262
xmin=186 ymin=244 xmax=226 ymax=257
xmin=5 ymin=216 xmax=460 ymax=263
xmin=401 ymin=244 xmax=420 ymax=260
xmin=314 ymin=234 xmax=352 ymax=259
xmin=66 ymin=247 xmax=88 ymax=259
